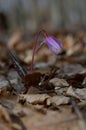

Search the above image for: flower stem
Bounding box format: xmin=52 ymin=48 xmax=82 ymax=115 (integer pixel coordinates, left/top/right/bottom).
xmin=30 ymin=29 xmax=48 ymax=73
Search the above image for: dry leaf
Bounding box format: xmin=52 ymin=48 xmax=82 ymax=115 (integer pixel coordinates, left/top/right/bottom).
xmin=66 ymin=86 xmax=86 ymax=100
xmin=46 ymin=95 xmax=70 ymax=106
xmin=75 ymin=88 xmax=86 ymax=100
xmin=49 ymin=78 xmax=69 ymax=87
xmin=19 ymin=94 xmax=50 ymax=105
xmin=19 ymin=94 xmax=70 ymax=107
xmin=24 ymin=72 xmax=42 ymax=86
xmin=66 ymin=86 xmax=79 ymax=99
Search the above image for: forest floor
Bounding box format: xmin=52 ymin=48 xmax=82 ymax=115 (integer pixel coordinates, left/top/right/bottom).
xmin=0 ymin=31 xmax=86 ymax=130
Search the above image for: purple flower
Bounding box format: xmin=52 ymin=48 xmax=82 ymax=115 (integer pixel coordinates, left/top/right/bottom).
xmin=35 ymin=36 xmax=63 ymax=55
xmin=31 ymin=29 xmax=63 ymax=72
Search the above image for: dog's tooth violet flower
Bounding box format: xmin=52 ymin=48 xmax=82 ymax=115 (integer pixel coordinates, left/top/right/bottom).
xmin=31 ymin=29 xmax=63 ymax=72
xmin=40 ymin=36 xmax=63 ymax=55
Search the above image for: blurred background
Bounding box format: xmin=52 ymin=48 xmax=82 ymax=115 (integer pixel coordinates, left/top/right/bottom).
xmin=0 ymin=0 xmax=86 ymax=33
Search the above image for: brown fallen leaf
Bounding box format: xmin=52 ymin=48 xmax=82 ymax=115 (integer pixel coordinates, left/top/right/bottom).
xmin=19 ymin=94 xmax=70 ymax=107
xmin=24 ymin=72 xmax=42 ymax=86
xmin=24 ymin=72 xmax=42 ymax=93
xmin=66 ymin=86 xmax=86 ymax=100
xmin=46 ymin=95 xmax=70 ymax=106
xmin=75 ymin=88 xmax=86 ymax=100
xmin=49 ymin=78 xmax=69 ymax=87
xmin=18 ymin=94 xmax=50 ymax=105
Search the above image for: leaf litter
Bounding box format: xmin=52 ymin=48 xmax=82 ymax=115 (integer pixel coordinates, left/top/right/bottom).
xmin=0 ymin=31 xmax=86 ymax=130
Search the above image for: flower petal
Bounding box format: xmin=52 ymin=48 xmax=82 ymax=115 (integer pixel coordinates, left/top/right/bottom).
xmin=47 ymin=43 xmax=59 ymax=54
xmin=51 ymin=36 xmax=63 ymax=48
xmin=44 ymin=36 xmax=63 ymax=54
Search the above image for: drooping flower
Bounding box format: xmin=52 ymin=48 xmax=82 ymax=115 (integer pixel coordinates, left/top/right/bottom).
xmin=31 ymin=29 xmax=63 ymax=72
xmin=37 ymin=36 xmax=63 ymax=55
